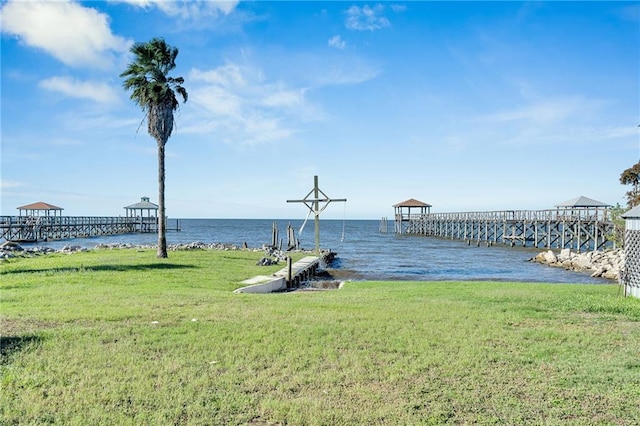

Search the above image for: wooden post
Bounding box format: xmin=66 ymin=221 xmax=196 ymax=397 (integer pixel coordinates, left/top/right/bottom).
xmin=313 ymin=175 xmax=320 ymax=254
xmin=271 ymin=222 xmax=278 ymax=247
xmin=287 ymin=224 xmax=296 ymax=249
xmin=286 ymin=257 xmax=293 ymax=289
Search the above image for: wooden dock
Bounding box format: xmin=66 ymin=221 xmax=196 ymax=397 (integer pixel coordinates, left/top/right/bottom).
xmin=394 ymin=207 xmax=614 ymax=252
xmin=0 ymin=215 xmax=180 ymax=243
xmin=235 ymin=251 xmax=336 ymax=294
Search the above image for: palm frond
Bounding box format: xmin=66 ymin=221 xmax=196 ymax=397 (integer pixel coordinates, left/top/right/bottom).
xmin=121 ymin=38 xmax=188 ymax=112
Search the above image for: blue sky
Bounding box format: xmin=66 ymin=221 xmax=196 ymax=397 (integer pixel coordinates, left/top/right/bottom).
xmin=1 ymin=1 xmax=639 ymax=219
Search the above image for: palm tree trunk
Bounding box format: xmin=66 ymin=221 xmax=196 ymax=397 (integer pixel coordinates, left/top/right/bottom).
xmin=157 ymin=141 xmax=168 ymax=258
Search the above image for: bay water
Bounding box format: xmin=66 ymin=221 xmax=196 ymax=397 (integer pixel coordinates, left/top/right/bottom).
xmin=17 ymin=218 xmax=612 ymax=284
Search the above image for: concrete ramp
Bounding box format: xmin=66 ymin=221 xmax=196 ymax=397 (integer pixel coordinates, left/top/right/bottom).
xmin=234 ymin=276 xmax=286 ymax=294
xmin=235 ymin=256 xmax=321 ymax=294
xmin=273 ymin=256 xmax=319 ymax=279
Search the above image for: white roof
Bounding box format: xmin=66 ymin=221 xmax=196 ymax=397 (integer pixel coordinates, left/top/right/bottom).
xmin=555 ymin=195 xmax=610 ymax=208
xmin=124 ymin=198 xmax=158 ymax=210
xmin=622 ymin=205 xmax=640 ymax=219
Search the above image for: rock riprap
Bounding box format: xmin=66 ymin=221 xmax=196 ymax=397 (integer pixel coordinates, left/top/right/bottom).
xmin=530 ymin=248 xmax=623 ymax=280
xmin=0 ymin=241 xmax=308 ymax=261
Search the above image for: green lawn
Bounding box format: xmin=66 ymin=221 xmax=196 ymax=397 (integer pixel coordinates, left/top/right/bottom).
xmin=1 ymin=249 xmax=639 ymax=425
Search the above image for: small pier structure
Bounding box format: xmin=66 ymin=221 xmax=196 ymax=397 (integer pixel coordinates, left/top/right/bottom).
xmin=1 ymin=198 xmax=178 ymax=243
xmin=393 ymin=196 xmax=614 ymax=252
xmin=235 ymin=251 xmax=336 ymax=294
xmin=124 ymin=197 xmax=160 ymax=233
xmin=393 ymin=198 xmax=432 ymax=234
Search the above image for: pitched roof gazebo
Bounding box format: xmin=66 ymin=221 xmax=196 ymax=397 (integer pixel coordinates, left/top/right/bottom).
xmin=393 ymin=198 xmax=432 ymax=233
xmin=555 ymin=195 xmax=610 ymax=208
xmin=124 ymin=197 xmax=158 ymax=218
xmin=394 ymin=198 xmax=432 ymax=217
xmin=17 ymin=201 xmax=64 ymax=217
xmin=555 ymin=195 xmax=611 ymax=221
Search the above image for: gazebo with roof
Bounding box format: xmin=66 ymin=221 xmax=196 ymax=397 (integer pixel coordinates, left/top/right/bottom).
xmin=17 ymin=202 xmax=64 ymax=217
xmin=555 ymin=195 xmax=611 ymax=221
xmin=393 ymin=198 xmax=432 ymax=233
xmin=124 ymin=197 xmax=158 ymax=218
xmin=124 ymin=197 xmax=159 ymax=233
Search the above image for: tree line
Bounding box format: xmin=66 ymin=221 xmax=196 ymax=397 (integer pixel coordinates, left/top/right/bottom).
xmin=620 ymin=162 xmax=640 ymax=208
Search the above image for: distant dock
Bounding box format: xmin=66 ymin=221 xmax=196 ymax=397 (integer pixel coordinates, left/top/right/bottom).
xmin=0 ymin=216 xmax=180 ymax=243
xmin=390 ymin=207 xmax=614 ymax=252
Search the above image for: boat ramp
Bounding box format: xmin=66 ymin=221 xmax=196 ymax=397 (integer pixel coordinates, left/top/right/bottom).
xmin=235 ymin=251 xmax=336 ymax=294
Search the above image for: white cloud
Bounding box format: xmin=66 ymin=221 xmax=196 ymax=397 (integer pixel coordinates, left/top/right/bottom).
xmin=191 ymin=63 xmax=247 ymax=88
xmin=261 ymin=87 xmax=306 ymax=108
xmin=311 ymin=62 xmax=381 ymax=87
xmin=0 ymin=0 xmax=131 ymax=69
xmin=39 ymin=76 xmax=120 ymax=104
xmin=113 ymin=0 xmax=239 ymax=19
xmin=187 ymin=63 xmax=308 ymax=145
xmin=328 ymin=35 xmax=347 ymax=49
xmin=616 ymin=4 xmax=640 ymax=22
xmin=390 ymin=4 xmax=407 ymax=13
xmin=0 ymin=179 xmax=24 ymax=190
xmin=470 ymin=96 xmax=630 ymax=148
xmin=600 ymin=126 xmax=640 ymax=139
xmin=48 ymin=137 xmax=85 ymax=147
xmin=262 ymin=49 xmax=381 ymax=88
xmin=184 ymin=53 xmax=382 ymax=145
xmin=479 ymin=97 xmax=599 ymax=125
xmin=345 ymin=4 xmax=390 ymax=31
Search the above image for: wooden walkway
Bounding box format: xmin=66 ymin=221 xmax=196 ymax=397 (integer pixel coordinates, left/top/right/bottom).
xmin=235 ymin=251 xmax=336 ymax=294
xmin=274 ymin=256 xmax=322 ymax=288
xmin=0 ymin=215 xmax=167 ymax=243
xmin=394 ymin=207 xmax=614 ymax=252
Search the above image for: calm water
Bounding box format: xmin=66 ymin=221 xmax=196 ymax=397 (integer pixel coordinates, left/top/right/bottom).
xmin=18 ymin=219 xmax=610 ymax=284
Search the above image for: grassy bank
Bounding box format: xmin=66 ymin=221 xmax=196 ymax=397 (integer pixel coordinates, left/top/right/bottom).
xmin=1 ymin=249 xmax=639 ymax=425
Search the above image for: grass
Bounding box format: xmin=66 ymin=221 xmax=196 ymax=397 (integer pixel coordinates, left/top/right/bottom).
xmin=1 ymin=248 xmax=639 ymax=425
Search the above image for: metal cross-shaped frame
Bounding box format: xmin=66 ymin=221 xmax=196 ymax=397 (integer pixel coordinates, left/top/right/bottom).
xmin=287 ymin=175 xmax=346 ymax=254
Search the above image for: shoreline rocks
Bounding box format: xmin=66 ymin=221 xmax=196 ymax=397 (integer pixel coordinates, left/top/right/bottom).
xmin=530 ymin=248 xmax=623 ymax=281
xmin=2 ymin=240 xmax=624 ymax=282
xmin=0 ymin=241 xmax=310 ymax=261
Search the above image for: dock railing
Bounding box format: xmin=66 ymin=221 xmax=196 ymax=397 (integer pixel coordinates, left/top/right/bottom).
xmin=393 ymin=207 xmax=613 ymax=252
xmin=0 ymin=215 xmax=161 ymax=243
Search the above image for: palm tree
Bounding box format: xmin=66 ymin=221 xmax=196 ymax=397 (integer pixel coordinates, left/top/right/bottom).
xmin=121 ymin=38 xmax=187 ymax=258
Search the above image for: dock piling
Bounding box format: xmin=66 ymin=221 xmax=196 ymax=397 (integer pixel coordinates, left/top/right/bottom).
xmin=399 ymin=207 xmax=613 ymax=251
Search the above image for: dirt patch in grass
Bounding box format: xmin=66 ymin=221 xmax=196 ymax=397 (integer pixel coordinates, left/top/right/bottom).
xmin=1 ymin=318 xmax=58 ymax=336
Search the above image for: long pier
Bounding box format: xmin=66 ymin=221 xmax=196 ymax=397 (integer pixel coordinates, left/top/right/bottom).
xmin=394 ymin=207 xmax=614 ymax=252
xmin=0 ymin=216 xmax=179 ymax=243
